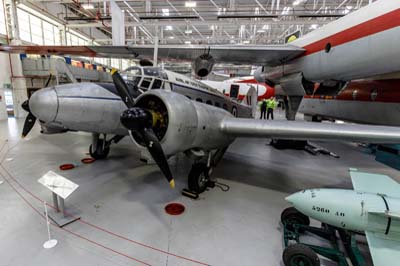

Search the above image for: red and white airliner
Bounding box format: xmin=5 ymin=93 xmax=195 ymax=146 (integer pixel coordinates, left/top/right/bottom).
xmin=200 ymin=76 xmax=275 ymax=101
xmin=299 ymin=79 xmax=400 ymax=127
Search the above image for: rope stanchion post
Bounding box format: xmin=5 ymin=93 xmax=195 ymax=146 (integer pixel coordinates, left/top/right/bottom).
xmin=43 ymin=201 xmax=58 ymax=249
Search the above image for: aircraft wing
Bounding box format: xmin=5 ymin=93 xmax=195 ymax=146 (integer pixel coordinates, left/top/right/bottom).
xmin=365 ymin=231 xmax=400 ymax=266
xmin=220 ymin=119 xmax=400 ymax=144
xmin=349 ymin=170 xmax=400 ymax=198
xmin=0 ymin=44 xmax=305 ymax=66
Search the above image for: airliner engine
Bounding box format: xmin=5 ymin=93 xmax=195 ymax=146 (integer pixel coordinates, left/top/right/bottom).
xmin=192 ymin=54 xmax=215 ymax=77
xmin=253 ymin=66 xmax=266 ymax=83
xmin=133 ymin=90 xmax=233 ymax=155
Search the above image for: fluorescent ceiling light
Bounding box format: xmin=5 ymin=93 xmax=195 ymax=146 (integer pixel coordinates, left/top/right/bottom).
xmin=168 ymin=36 xmax=174 ymax=39
xmin=257 ymin=29 xmax=266 ymax=33
xmin=165 ymin=25 xmax=173 ymax=30
xmin=81 ymin=3 xmax=94 ymax=9
xmin=185 ymin=1 xmax=196 ymax=8
xmin=243 ymin=40 xmax=250 ymax=44
xmin=293 ymin=0 xmax=306 ymax=6
xmin=185 ymin=29 xmax=192 ymax=34
xmin=184 ymin=41 xmax=191 ymax=44
xmin=162 ymin=8 xmax=169 ymax=16
xmin=309 ymin=24 xmax=319 ymax=30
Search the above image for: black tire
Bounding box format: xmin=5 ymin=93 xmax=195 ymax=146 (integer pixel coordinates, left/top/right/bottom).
xmin=188 ymin=163 xmax=210 ymax=194
xmin=281 ymin=207 xmax=310 ymax=231
xmin=89 ymin=139 xmax=110 ymax=160
xmin=283 ymin=244 xmax=320 ymax=266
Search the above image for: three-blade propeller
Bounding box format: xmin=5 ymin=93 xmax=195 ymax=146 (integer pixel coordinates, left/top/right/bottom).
xmin=111 ymin=69 xmax=175 ymax=189
xmin=21 ymin=74 xmax=52 ymax=138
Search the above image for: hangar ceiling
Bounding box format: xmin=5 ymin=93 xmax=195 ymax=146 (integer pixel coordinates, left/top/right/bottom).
xmin=25 ymin=0 xmax=372 ymax=45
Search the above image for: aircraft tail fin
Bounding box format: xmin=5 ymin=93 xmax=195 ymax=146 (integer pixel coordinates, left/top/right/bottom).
xmin=349 ymin=168 xmax=400 ymax=198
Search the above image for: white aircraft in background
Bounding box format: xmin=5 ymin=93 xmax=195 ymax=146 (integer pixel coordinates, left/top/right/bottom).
xmin=200 ymin=76 xmax=275 ymax=101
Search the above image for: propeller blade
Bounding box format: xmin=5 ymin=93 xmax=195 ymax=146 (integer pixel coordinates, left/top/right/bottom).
xmin=111 ymin=68 xmax=135 ymax=108
xmin=44 ymin=74 xmax=52 ymax=87
xmin=142 ymin=127 xmax=175 ymax=188
xmin=120 ymin=107 xmax=174 ymax=188
xmin=22 ymin=112 xmax=37 ymax=138
xmin=21 ymin=100 xmax=30 ymax=112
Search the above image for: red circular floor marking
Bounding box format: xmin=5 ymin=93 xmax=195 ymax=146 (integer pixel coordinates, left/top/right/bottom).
xmin=81 ymin=158 xmax=96 ymax=164
xmin=59 ymin=164 xmax=75 ymax=170
xmin=165 ymin=203 xmax=185 ymax=215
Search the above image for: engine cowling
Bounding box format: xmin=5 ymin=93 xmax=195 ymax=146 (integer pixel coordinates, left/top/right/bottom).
xmin=192 ymin=54 xmax=215 ymax=77
xmin=253 ymin=66 xmax=266 ymax=83
xmin=133 ymin=90 xmax=234 ymax=156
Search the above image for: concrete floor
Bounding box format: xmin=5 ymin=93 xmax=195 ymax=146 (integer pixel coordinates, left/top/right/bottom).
xmin=0 ymin=113 xmax=399 ymax=266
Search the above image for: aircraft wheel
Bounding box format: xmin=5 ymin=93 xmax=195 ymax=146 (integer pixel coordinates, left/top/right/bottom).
xmin=188 ymin=163 xmax=210 ymax=194
xmin=283 ymin=244 xmax=320 ymax=266
xmin=281 ymin=207 xmax=310 ymax=231
xmin=89 ymin=140 xmax=110 ymax=160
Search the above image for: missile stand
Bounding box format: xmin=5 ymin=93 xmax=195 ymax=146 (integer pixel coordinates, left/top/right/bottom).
xmin=280 ymin=207 xmax=366 ymax=266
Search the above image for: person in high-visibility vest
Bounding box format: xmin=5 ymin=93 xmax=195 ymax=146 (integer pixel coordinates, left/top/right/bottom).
xmin=259 ymin=99 xmax=268 ymax=119
xmin=267 ymin=97 xmax=277 ymax=120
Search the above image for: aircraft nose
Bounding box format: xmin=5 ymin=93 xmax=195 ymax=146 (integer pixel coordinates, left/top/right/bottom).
xmin=285 ymin=191 xmax=304 ymax=205
xmin=285 ymin=189 xmax=314 ymax=211
xmin=29 ymin=87 xmax=58 ymax=122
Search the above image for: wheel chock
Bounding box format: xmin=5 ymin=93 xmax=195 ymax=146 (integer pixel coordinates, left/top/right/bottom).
xmin=181 ymin=188 xmax=199 ymax=199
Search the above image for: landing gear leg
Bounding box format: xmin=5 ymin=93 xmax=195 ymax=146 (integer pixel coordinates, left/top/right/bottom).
xmin=187 ymin=147 xmax=228 ymax=194
xmin=283 ymin=96 xmax=303 ymax=121
xmin=89 ymin=134 xmax=124 ymax=160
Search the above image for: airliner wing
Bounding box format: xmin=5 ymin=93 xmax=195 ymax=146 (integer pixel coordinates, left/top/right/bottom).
xmin=220 ymin=119 xmax=400 ymax=144
xmin=0 ymin=44 xmax=305 ymax=66
xmin=349 ymin=170 xmax=400 ymax=198
xmin=365 ymin=231 xmax=400 ymax=266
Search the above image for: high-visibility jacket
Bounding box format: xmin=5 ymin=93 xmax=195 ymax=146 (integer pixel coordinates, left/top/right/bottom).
xmin=267 ymin=99 xmax=277 ymax=109
xmin=260 ymin=100 xmax=268 ymax=109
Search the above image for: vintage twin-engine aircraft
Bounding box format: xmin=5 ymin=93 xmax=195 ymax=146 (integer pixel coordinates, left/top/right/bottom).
xmin=1 ymin=0 xmax=398 ymax=122
xmin=20 ymin=65 xmax=400 ymax=194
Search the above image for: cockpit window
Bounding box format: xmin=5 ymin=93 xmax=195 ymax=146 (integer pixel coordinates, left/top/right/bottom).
xmin=124 ymin=67 xmax=142 ymax=76
xmin=144 ymin=67 xmax=160 ymax=77
xmin=152 ymin=79 xmax=162 ymax=89
xmin=122 ymin=67 xmax=142 ymax=89
xmin=141 ymin=78 xmax=152 ymax=90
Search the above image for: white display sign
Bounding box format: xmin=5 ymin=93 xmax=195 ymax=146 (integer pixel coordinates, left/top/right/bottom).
xmin=38 ymin=171 xmax=79 ymax=199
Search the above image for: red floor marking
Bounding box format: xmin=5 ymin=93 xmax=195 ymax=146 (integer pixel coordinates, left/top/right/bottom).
xmin=0 ymin=144 xmax=210 ymax=266
xmin=165 ymin=203 xmax=186 ymax=215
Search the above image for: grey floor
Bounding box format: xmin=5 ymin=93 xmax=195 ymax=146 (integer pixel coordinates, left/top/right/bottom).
xmin=0 ymin=112 xmax=398 ymax=266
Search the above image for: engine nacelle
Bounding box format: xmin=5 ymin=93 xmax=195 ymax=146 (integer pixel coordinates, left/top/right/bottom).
xmin=253 ymin=66 xmax=267 ymax=83
xmin=192 ymin=54 xmax=215 ymax=77
xmin=133 ymin=90 xmax=234 ymax=156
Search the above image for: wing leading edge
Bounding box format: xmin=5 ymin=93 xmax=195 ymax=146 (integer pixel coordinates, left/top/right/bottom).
xmin=220 ymin=119 xmax=400 ymax=144
xmin=0 ymin=44 xmax=305 ymax=66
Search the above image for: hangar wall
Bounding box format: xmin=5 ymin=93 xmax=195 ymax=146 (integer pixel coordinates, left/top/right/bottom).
xmin=0 ymin=53 xmax=12 ymax=120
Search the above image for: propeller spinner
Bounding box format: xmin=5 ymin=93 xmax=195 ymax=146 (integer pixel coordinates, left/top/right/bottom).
xmin=111 ymin=69 xmax=175 ymax=189
xmin=21 ymin=74 xmax=52 ymax=138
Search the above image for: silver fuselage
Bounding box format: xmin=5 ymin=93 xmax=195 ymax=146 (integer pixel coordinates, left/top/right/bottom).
xmin=29 ymin=66 xmax=253 ymax=140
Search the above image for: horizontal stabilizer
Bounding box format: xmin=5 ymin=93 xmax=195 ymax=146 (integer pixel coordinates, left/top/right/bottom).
xmin=350 ymin=169 xmax=400 ymax=198
xmin=366 ymin=231 xmax=400 ymax=266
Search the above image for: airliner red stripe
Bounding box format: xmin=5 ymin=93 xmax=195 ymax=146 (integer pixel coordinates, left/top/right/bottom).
xmin=303 ymin=8 xmax=400 ymax=56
